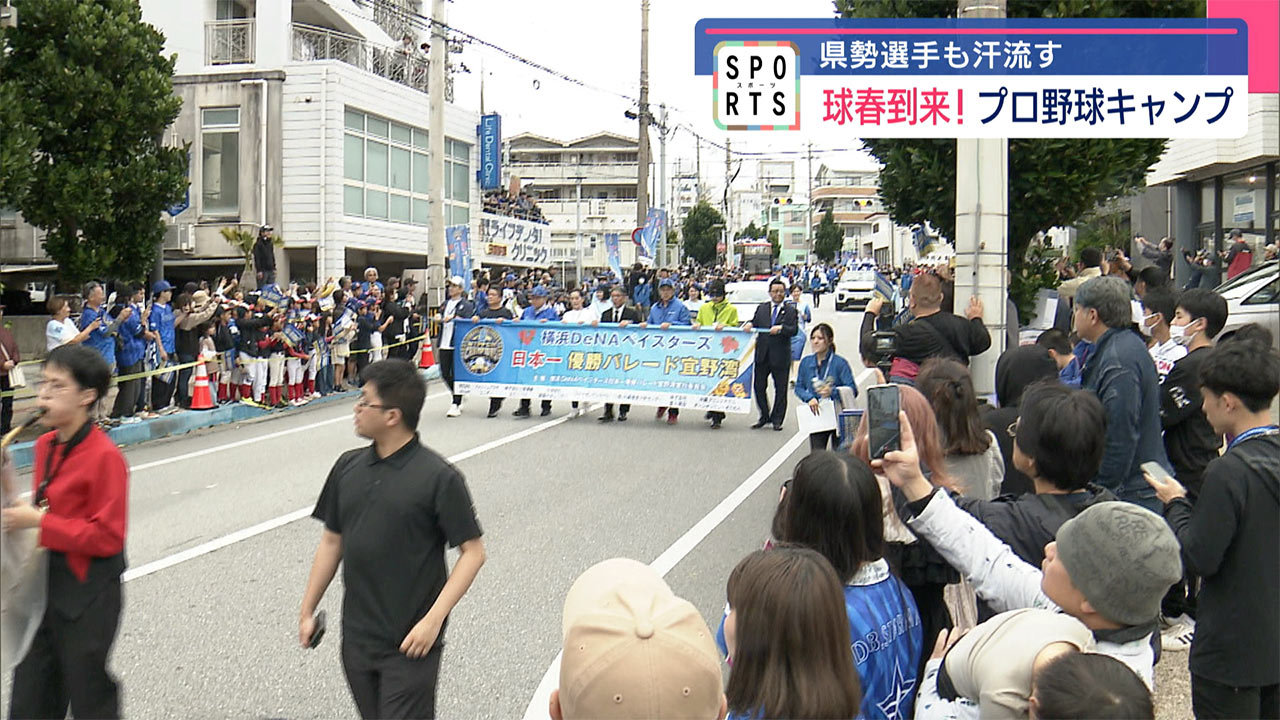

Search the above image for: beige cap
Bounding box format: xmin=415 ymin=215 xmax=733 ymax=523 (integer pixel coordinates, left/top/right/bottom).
xmin=559 ymin=558 xmax=723 ymax=720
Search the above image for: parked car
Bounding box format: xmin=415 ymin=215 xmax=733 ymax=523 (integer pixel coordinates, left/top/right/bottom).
xmin=1215 ymin=260 xmax=1278 ymax=347
xmin=724 ymin=281 xmax=772 ymax=323
xmin=835 ymin=269 xmax=877 ymax=311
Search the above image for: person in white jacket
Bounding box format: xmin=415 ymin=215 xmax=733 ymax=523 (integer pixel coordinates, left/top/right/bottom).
xmin=873 ymin=411 xmax=1181 ymax=719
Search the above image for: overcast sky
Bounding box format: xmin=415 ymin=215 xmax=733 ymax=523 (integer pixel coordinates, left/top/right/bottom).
xmin=445 ymin=0 xmax=882 ymax=193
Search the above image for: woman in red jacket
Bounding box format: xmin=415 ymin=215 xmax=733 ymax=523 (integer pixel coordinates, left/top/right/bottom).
xmin=2 ymin=343 xmax=128 ymax=719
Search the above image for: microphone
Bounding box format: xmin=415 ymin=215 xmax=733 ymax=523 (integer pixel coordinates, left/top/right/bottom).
xmin=1 ymin=408 xmax=46 ymax=450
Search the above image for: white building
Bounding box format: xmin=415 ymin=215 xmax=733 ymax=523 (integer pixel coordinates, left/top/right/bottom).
xmin=506 ymin=132 xmax=642 ymax=278
xmin=136 ymin=0 xmax=479 ymax=283
xmin=809 ymin=165 xmax=919 ymax=266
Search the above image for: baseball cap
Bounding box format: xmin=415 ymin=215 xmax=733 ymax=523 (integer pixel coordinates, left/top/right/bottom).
xmin=448 ymin=275 xmax=464 ymax=287
xmin=530 ymin=285 xmax=550 ymax=298
xmin=152 ymin=280 xmax=173 ymax=295
xmin=559 ymin=559 xmax=723 ymax=720
xmin=657 ymin=278 xmax=676 ymax=288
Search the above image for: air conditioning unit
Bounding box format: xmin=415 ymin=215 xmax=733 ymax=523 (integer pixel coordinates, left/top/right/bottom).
xmin=164 ymin=224 xmax=196 ymax=253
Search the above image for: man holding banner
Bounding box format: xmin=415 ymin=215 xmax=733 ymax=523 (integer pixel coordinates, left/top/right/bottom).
xmin=598 ymin=286 xmax=642 ymax=423
xmin=514 ymin=286 xmax=560 ymax=418
xmin=439 ymin=277 xmax=476 ymax=418
xmin=744 ymin=278 xmax=798 ymax=432
xmin=648 ymin=278 xmax=692 ymax=425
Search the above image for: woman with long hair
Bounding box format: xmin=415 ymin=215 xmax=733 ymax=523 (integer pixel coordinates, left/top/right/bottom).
xmin=723 ymin=547 xmax=862 ymax=720
xmin=851 ymin=384 xmax=960 ymax=678
xmin=916 ymin=358 xmax=1005 ymax=500
xmin=771 ymin=451 xmax=924 ymax=720
xmin=793 ymin=323 xmax=856 ymax=451
xmin=1 ymin=344 xmax=129 ymax=718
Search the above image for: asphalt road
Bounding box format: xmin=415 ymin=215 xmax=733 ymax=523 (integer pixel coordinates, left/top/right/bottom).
xmin=1 ymin=302 xmax=1193 ymax=719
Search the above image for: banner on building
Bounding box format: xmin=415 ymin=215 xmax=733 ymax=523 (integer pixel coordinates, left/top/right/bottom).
xmin=447 ymin=225 xmax=473 ymax=293
xmin=604 ymin=232 xmax=623 ymax=282
xmin=478 ymin=212 xmax=551 ymax=268
xmin=451 ymin=320 xmax=757 ymax=412
xmin=479 ymin=114 xmax=502 ymax=190
xmin=694 ymin=18 xmax=1249 ymax=139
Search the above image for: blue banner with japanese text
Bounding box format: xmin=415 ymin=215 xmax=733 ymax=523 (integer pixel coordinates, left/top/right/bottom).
xmin=447 ymin=225 xmax=473 ymax=293
xmin=479 ymin=114 xmax=501 ymax=190
xmin=451 ymin=320 xmax=757 ymax=413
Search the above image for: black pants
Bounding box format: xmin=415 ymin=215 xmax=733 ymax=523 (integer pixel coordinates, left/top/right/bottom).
xmin=111 ymin=361 xmax=142 ymax=418
xmin=151 ymin=360 xmax=175 ymax=410
xmin=1192 ymin=675 xmax=1279 ymax=719
xmin=438 ymin=348 xmax=461 ymax=404
xmin=809 ymin=430 xmax=837 ymax=451
xmin=355 ymin=350 xmax=372 ymax=381
xmin=603 ymin=403 xmax=630 ymax=417
xmin=175 ymin=353 xmax=195 ymax=407
xmin=341 ymin=641 xmax=443 ymax=720
xmin=707 ymin=410 xmax=725 ymax=424
xmin=519 ymin=399 xmax=551 ymax=413
xmin=811 ymin=289 xmax=822 ymax=307
xmin=0 ymin=374 xmax=12 ymax=435
xmin=754 ymin=360 xmax=789 ymax=425
xmin=9 ymin=583 xmax=122 ymax=720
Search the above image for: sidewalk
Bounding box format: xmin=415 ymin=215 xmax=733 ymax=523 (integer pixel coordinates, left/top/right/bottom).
xmin=5 ymin=365 xmax=440 ymax=471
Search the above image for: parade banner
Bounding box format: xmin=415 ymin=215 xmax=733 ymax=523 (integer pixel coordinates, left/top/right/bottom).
xmin=637 ymin=207 xmax=667 ymax=263
xmin=604 ymin=232 xmax=623 ymax=283
xmin=694 ymin=18 xmax=1249 ymax=138
xmin=452 ymin=320 xmax=757 ymax=413
xmin=447 ymin=224 xmax=473 ymax=293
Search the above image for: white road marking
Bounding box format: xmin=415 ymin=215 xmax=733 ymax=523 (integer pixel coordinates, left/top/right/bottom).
xmin=121 ymin=402 xmax=590 ymax=584
xmin=520 ymin=430 xmax=808 ymax=720
xmin=126 ymin=391 xmax=447 ymax=473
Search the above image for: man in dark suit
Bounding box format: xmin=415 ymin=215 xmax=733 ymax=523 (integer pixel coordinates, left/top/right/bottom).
xmin=744 ymin=277 xmax=799 ymax=430
xmin=599 ymin=285 xmax=642 ymax=423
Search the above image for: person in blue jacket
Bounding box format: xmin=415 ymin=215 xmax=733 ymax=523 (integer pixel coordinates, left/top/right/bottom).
xmin=631 ymin=276 xmax=653 ymax=316
xmin=111 ymin=282 xmax=149 ymax=421
xmin=148 ymin=280 xmax=178 ymax=411
xmin=647 ymin=277 xmax=691 ymax=424
xmin=515 ymin=285 xmax=560 ymax=418
xmin=717 ymin=451 xmax=923 ymax=720
xmin=795 ymin=322 xmax=856 ymax=451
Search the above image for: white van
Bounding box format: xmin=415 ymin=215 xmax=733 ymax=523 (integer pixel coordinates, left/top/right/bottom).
xmin=835 ymin=270 xmax=876 ymax=311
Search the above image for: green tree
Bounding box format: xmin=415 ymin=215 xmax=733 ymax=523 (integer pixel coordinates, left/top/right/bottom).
xmin=0 ymin=0 xmax=188 ymax=284
xmin=836 ymin=0 xmax=1197 ymax=319
xmin=0 ymin=81 xmax=36 ymax=205
xmin=682 ymin=200 xmax=725 ymax=265
xmin=735 ymin=221 xmax=765 ymax=241
xmin=768 ymin=229 xmax=780 ymax=259
xmin=814 ymin=209 xmax=843 ymax=262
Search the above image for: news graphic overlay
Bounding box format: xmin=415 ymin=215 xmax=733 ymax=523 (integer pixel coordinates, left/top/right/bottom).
xmin=696 ymin=18 xmax=1250 ymax=138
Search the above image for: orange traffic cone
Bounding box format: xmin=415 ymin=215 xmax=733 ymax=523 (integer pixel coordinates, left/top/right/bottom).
xmin=418 ymin=336 xmax=436 ymax=369
xmin=190 ymin=358 xmax=215 ymax=410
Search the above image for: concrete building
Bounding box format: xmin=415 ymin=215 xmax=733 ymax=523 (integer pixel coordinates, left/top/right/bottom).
xmin=809 ymin=164 xmax=920 ymax=266
xmin=1135 ymin=93 xmax=1278 ymax=285
xmin=3 ymin=0 xmax=484 ymax=287
xmin=757 ymin=199 xmax=809 ymax=266
xmin=506 ymin=132 xmax=642 ymax=277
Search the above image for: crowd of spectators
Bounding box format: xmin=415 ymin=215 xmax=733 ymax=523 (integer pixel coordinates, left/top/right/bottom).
xmin=483 ymin=189 xmax=548 ymax=224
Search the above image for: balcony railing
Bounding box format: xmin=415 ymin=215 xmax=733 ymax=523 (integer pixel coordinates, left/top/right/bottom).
xmin=291 ymin=23 xmax=449 ymax=99
xmin=205 ymin=20 xmax=255 ymax=66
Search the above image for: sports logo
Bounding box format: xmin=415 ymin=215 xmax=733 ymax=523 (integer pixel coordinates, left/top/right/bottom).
xmin=460 ymin=325 xmax=504 ymax=375
xmin=714 ymin=41 xmax=800 ymax=130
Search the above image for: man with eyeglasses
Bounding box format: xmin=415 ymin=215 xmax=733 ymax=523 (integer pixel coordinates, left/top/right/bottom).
xmin=299 ymin=359 xmax=485 ymax=719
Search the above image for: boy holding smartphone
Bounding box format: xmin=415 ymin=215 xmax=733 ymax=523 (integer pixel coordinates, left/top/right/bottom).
xmin=1145 ymin=340 xmax=1279 ymax=719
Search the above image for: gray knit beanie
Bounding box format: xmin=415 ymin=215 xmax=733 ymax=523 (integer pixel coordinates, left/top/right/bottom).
xmin=1055 ymin=502 xmax=1182 ymax=627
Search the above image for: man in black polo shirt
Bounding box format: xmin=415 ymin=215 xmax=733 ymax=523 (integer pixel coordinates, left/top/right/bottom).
xmin=299 ymin=359 xmax=485 ymax=719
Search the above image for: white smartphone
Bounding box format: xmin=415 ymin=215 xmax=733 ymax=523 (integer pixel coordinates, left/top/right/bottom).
xmin=1141 ymin=461 xmax=1174 ymax=483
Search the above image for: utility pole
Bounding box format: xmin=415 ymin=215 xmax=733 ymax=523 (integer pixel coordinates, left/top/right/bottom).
xmin=574 ymin=173 xmax=584 ymax=285
xmin=636 ymin=0 xmax=650 ymax=228
xmin=724 ymin=139 xmax=733 ymax=266
xmin=955 ymin=0 xmax=1008 ymax=395
xmin=806 ymin=141 xmax=814 ymax=262
xmin=657 ymin=102 xmax=668 ymax=268
xmin=427 ymin=0 xmax=447 ymax=308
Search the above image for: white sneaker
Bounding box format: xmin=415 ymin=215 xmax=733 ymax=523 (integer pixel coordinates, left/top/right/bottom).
xmin=446 ymin=404 xmax=461 ymax=418
xmin=311 ymin=392 xmax=321 ymax=399
xmin=1161 ymin=621 xmax=1195 ymax=652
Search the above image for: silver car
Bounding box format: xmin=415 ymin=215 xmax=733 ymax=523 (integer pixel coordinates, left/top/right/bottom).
xmin=1215 ymin=261 xmax=1278 ymax=346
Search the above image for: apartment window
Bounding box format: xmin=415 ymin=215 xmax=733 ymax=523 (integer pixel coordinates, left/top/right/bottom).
xmin=201 ymin=107 xmax=240 ymax=216
xmin=343 ymin=108 xmax=430 ymax=225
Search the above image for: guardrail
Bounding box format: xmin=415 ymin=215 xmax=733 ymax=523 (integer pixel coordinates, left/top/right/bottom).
xmin=205 ymin=19 xmax=255 ymax=65
xmin=292 ymin=23 xmax=448 ymax=98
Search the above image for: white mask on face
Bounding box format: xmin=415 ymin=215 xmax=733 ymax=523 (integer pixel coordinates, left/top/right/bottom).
xmin=1139 ymin=313 xmax=1157 ymax=337
xmin=1169 ymin=320 xmax=1198 ymax=347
